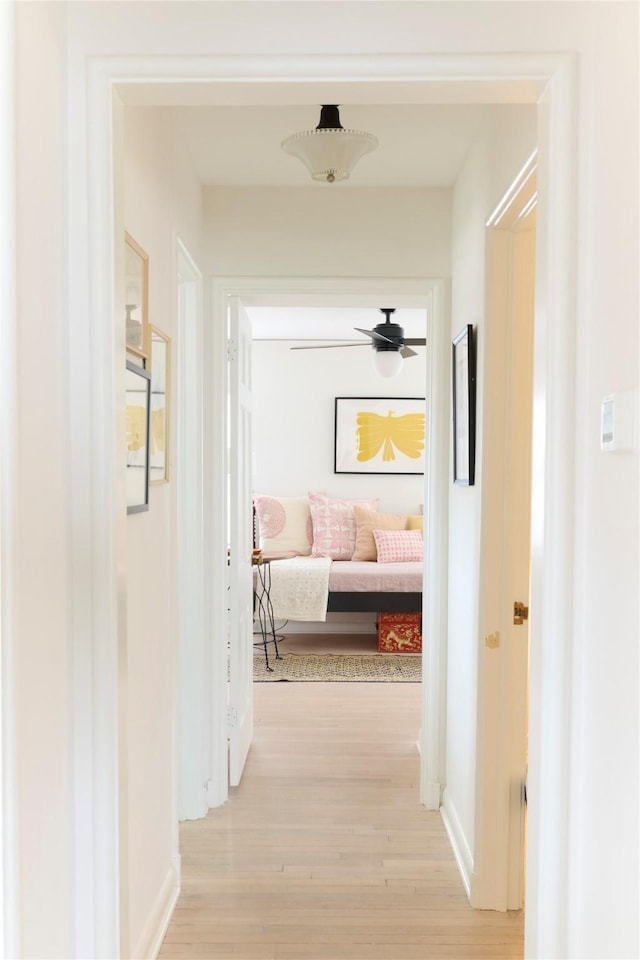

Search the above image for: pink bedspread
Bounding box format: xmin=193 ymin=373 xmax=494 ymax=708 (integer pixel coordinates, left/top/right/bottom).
xmin=328 ymin=561 xmax=423 ymax=593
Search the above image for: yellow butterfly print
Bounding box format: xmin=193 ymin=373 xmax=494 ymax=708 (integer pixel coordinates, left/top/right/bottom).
xmin=356 ymin=411 xmax=426 ymax=462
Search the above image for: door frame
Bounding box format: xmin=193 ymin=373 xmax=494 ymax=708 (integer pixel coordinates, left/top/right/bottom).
xmin=69 ymin=49 xmax=576 ymax=957
xmin=210 ymin=275 xmax=448 ymax=806
xmin=175 ymin=238 xmax=207 ymax=822
xmin=472 ymin=172 xmax=537 ymax=911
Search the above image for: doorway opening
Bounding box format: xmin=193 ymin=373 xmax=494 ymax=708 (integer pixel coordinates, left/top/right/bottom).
xmin=77 ymin=50 xmax=579 ymax=956
xmin=220 ymin=280 xmax=449 ymax=799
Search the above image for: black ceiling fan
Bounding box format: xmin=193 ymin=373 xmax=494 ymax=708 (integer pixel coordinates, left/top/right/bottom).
xmin=290 ymin=308 xmax=427 ymax=360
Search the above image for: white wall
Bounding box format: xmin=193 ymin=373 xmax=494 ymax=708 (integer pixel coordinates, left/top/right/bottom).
xmin=204 ymin=187 xmax=451 ymax=278
xmin=122 ymin=107 xmax=203 ymax=958
xmin=565 ymin=5 xmax=639 ymax=956
xmin=443 ymin=106 xmax=537 ymax=880
xmin=12 ymin=4 xmax=72 ymax=956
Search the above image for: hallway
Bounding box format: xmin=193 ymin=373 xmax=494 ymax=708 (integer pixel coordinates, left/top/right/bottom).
xmin=159 ymin=681 xmax=524 ymax=959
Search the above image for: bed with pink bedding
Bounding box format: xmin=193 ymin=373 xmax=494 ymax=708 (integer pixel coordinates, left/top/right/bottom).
xmin=327 ymin=560 xmax=423 ymax=613
xmin=253 ymin=493 xmax=424 ymax=616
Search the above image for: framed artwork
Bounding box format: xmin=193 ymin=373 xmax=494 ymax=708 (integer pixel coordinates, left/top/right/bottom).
xmin=124 ymin=232 xmax=150 ymax=360
xmin=126 ymin=360 xmax=151 ymax=513
xmin=452 ymin=324 xmax=476 ymax=485
xmin=149 ymin=325 xmax=171 ymax=485
xmin=334 ymin=397 xmax=426 ymax=475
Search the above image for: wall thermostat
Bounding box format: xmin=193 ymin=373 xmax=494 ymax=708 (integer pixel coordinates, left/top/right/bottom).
xmin=600 ymin=389 xmax=637 ymax=452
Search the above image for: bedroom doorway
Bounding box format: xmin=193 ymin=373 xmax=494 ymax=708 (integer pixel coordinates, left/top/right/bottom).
xmin=217 ymin=277 xmax=449 ymax=796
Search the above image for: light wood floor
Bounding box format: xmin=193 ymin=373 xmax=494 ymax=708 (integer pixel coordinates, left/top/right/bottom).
xmin=159 ymin=680 xmax=524 ymax=960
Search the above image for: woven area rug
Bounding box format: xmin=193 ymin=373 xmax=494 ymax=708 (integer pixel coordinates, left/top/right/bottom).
xmin=253 ymin=651 xmax=421 ymax=682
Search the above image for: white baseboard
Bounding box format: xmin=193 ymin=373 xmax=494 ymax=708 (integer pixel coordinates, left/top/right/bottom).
xmin=423 ymin=779 xmax=441 ymax=810
xmin=130 ymin=860 xmax=180 ymax=959
xmin=440 ymin=790 xmax=473 ymax=901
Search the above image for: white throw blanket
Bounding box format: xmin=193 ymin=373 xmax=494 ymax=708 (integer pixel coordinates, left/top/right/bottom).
xmin=266 ymin=556 xmax=332 ymax=622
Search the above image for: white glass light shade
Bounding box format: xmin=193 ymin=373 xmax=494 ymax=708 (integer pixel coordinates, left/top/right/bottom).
xmin=281 ymin=128 xmax=378 ymax=183
xmin=373 ymin=350 xmax=403 ymax=378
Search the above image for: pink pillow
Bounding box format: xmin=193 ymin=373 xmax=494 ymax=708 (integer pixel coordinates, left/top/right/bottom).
xmin=372 ymin=529 xmax=423 ymax=564
xmin=254 ymin=495 xmax=313 ymax=555
xmin=351 ymin=506 xmax=408 ymax=561
xmin=308 ymin=492 xmax=379 ymax=560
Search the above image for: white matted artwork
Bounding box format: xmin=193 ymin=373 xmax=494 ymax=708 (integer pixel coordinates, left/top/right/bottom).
xmin=149 ymin=325 xmax=171 ymax=484
xmin=334 ymin=396 xmax=426 ymax=475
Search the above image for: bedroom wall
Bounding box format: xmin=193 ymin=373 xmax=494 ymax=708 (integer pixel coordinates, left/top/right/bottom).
xmin=251 ymin=334 xmax=428 ymax=634
xmin=444 ymin=108 xmax=537 ymax=883
xmin=122 ymin=106 xmax=203 ymax=958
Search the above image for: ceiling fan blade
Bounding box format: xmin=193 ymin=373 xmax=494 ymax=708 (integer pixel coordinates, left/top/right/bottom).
xmin=354 ymin=326 xmax=395 ymax=346
xmin=290 ymin=342 xmax=370 ymax=351
xmin=403 ymin=338 xmax=427 ymax=346
xmin=400 ymin=345 xmax=418 ymax=359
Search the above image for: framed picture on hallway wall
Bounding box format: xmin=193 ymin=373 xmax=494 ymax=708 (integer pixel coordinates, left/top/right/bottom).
xmin=334 ymin=397 xmax=426 ymax=475
xmin=149 ymin=326 xmax=171 ymax=485
xmin=452 ymin=325 xmax=476 ymax=485
xmin=124 ymin=232 xmax=150 ymax=360
xmin=126 ymin=361 xmax=151 ymax=513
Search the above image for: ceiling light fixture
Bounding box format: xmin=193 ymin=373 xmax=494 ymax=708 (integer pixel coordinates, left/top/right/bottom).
xmin=281 ymin=105 xmax=378 ymax=184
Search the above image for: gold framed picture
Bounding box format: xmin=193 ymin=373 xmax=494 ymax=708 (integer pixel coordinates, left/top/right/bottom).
xmin=149 ymin=325 xmax=171 ymax=484
xmin=124 ymin=232 xmax=150 ymax=359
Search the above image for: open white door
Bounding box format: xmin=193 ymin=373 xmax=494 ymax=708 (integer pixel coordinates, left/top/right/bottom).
xmin=227 ymin=297 xmax=254 ymax=786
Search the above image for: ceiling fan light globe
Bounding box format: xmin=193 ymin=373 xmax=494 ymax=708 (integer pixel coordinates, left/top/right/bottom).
xmin=373 ymin=350 xmax=403 ymax=378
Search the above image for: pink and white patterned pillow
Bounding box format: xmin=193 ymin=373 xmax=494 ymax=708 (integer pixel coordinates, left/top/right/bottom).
xmin=254 ymin=495 xmax=313 ymax=555
xmin=308 ymin=491 xmax=379 ymax=560
xmin=372 ymin=529 xmax=423 ymax=564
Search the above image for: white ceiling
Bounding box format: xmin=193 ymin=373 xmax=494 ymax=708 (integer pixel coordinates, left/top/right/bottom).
xmin=117 ymin=72 xmax=539 ymax=188
xmin=166 ymin=103 xmax=490 ymax=187
xmin=118 ymin=80 xmax=535 ymax=336
xmin=246 ymin=306 xmax=427 ymax=341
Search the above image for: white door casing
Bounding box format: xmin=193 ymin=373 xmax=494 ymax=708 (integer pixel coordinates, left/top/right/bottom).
xmin=67 ymin=51 xmax=577 ymax=957
xmin=227 ymin=297 xmax=254 ymax=787
xmin=210 ymin=276 xmax=447 ymax=807
xmin=472 ymin=181 xmax=536 ymax=911
xmin=176 ymin=240 xmax=207 ymax=820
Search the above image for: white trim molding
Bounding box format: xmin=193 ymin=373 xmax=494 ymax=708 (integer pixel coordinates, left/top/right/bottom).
xmin=440 ymin=790 xmax=473 ymax=900
xmin=208 ymin=275 xmax=446 ymax=811
xmin=0 ymin=3 xmax=18 ymax=954
xmin=70 ymin=49 xmax=578 ymax=959
xmin=129 ymin=861 xmax=180 ymax=960
xmin=524 ymin=55 xmax=577 ymax=960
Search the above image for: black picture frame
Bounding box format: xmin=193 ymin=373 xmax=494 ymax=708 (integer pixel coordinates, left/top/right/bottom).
xmin=452 ymin=325 xmax=476 ymax=485
xmin=334 ymin=396 xmax=426 ymax=475
xmin=126 ymin=360 xmax=151 ymax=513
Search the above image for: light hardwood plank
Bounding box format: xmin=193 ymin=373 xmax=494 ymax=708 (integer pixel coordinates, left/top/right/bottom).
xmin=159 ymin=681 xmax=523 ymax=960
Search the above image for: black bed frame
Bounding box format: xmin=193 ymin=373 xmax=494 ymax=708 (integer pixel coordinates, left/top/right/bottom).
xmin=326 ymin=591 xmax=422 ymax=614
